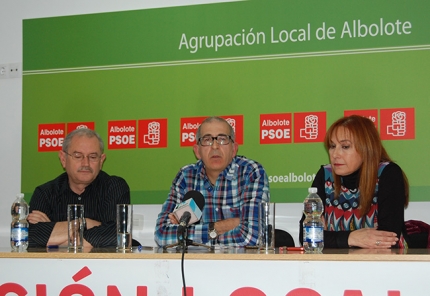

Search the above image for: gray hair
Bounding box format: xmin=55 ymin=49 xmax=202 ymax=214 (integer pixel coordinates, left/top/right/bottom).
xmin=62 ymin=128 xmax=104 ymax=153
xmin=196 ymin=116 xmax=235 ymax=143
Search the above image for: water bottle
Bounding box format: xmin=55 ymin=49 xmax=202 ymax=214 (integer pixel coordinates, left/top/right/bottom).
xmin=302 ymin=187 xmax=324 ymax=253
xmin=11 ymin=193 xmax=29 ymax=251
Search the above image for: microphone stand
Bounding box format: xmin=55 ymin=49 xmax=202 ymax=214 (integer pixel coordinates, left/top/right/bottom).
xmin=163 ymin=239 xmax=213 ymax=251
xmin=163 ymin=227 xmax=212 ymax=251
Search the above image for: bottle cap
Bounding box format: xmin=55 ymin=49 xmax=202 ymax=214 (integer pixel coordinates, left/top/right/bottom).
xmin=308 ymin=187 xmax=317 ymax=194
xmin=16 ymin=193 xmax=24 ymax=199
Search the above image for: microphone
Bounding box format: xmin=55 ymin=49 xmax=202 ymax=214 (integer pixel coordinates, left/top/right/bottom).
xmin=178 ymin=211 xmax=192 ymax=229
xmin=173 ymin=190 xmax=205 ymax=234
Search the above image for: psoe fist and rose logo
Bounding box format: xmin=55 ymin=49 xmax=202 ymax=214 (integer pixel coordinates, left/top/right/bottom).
xmin=37 ymin=108 xmax=414 ymax=152
xmin=345 ymin=107 xmax=414 ymax=140
xmin=259 ymin=108 xmax=414 ymax=145
xmin=107 ymin=119 xmax=169 ymax=149
xmin=259 ymin=111 xmax=326 ymax=144
xmin=38 ymin=122 xmax=95 ymax=152
xmin=180 ymin=115 xmax=244 ymax=147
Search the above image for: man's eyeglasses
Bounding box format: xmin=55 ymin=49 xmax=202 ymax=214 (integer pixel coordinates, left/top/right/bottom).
xmin=198 ymin=135 xmax=234 ymax=146
xmin=63 ymin=151 xmax=101 ymax=163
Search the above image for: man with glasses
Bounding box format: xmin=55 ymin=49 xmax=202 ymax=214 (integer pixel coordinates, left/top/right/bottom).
xmin=155 ymin=116 xmax=270 ymax=247
xmin=28 ymin=128 xmax=130 ymax=248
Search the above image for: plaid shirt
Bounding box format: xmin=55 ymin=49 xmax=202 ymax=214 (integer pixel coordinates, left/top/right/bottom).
xmin=154 ymin=155 xmax=270 ymax=247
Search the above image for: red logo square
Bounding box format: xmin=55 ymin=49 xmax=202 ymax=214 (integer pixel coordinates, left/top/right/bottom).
xmin=221 ymin=115 xmax=243 ymax=145
xmin=38 ymin=123 xmax=66 ymax=152
xmin=380 ymin=108 xmax=415 ymax=140
xmin=180 ymin=115 xmax=243 ymax=147
xmin=67 ymin=122 xmax=95 ymax=133
xmin=180 ymin=116 xmax=207 ymax=147
xmin=344 ymin=109 xmax=378 ymax=129
xmin=138 ymin=118 xmax=168 ymax=148
xmin=260 ymin=113 xmax=292 ymax=144
xmin=293 ymin=112 xmax=326 ymax=143
xmin=107 ymin=120 xmax=137 ymax=149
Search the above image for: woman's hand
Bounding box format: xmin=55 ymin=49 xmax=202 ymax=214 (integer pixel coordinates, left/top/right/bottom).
xmin=348 ymin=228 xmax=398 ymax=248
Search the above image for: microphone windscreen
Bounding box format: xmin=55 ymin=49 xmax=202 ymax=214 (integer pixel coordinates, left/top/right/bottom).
xmin=183 ymin=190 xmax=205 ymax=211
xmin=180 ymin=211 xmax=191 ymax=223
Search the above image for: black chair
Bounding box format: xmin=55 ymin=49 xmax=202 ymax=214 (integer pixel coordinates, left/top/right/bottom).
xmin=275 ymin=229 xmax=295 ymax=247
xmin=132 ymin=238 xmax=142 ymax=247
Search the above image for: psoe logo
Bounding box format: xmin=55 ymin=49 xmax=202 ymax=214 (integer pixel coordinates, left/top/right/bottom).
xmin=180 ymin=115 xmax=244 ymax=147
xmin=38 ymin=123 xmax=66 ymax=152
xmin=260 ymin=113 xmax=292 ymax=144
xmin=221 ymin=115 xmax=243 ymax=145
xmin=67 ymin=122 xmax=95 ymax=133
xmin=138 ymin=118 xmax=167 ymax=148
xmin=180 ymin=116 xmax=207 ymax=147
xmin=293 ymin=112 xmax=326 ymax=143
xmin=344 ymin=109 xmax=378 ymax=129
xmin=107 ymin=120 xmax=137 ymax=149
xmin=380 ymin=108 xmax=415 ymax=140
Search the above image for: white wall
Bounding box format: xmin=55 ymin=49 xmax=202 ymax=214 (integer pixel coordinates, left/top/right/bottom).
xmin=0 ymin=0 xmax=428 ymax=248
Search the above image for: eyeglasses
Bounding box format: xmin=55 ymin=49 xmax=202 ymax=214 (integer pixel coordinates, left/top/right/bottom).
xmin=198 ymin=135 xmax=234 ymax=146
xmin=63 ymin=151 xmax=101 ymax=163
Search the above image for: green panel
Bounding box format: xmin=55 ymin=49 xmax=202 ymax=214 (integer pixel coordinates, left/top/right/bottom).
xmin=22 ymin=1 xmax=430 ymax=204
xmin=23 ymin=0 xmax=430 ymax=70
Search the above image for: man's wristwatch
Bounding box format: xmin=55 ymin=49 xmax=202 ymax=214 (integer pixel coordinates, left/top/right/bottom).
xmin=208 ymin=222 xmax=218 ymax=240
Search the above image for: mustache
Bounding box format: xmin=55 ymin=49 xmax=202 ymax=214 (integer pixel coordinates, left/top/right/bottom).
xmin=78 ymin=166 xmax=93 ymax=173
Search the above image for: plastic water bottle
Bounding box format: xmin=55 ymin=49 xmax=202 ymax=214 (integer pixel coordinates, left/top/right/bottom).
xmin=10 ymin=193 xmax=29 ymax=251
xmin=303 ymin=187 xmax=324 ymax=253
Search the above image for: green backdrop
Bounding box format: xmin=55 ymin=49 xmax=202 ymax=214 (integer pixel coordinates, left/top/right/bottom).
xmin=22 ymin=0 xmax=430 ymax=203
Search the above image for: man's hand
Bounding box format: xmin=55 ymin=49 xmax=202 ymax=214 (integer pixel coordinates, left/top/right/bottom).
xmin=47 ymin=221 xmax=68 ymax=246
xmin=28 ymin=210 xmax=51 ymax=224
xmin=168 ymin=212 xmax=240 ymax=235
xmin=84 ymin=218 xmax=101 ymax=229
xmin=214 ymin=218 xmax=240 ymax=235
xmin=168 ymin=213 xmax=179 ymax=224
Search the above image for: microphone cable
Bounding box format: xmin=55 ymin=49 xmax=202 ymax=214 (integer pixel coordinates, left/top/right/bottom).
xmin=180 ymin=228 xmax=188 ymax=296
xmin=176 ymin=190 xmax=206 ymax=296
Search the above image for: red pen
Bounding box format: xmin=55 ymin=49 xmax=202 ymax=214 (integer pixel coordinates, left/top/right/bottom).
xmin=286 ymin=247 xmax=304 ymax=251
xmin=279 ymin=246 xmax=304 ymax=253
